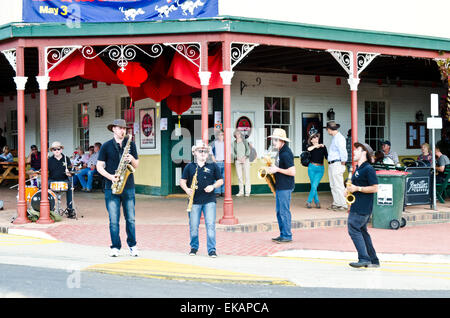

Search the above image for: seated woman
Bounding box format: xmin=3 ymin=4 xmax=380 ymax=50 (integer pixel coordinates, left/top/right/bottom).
xmin=306 ymin=128 xmax=327 ymax=209
xmin=0 ymin=145 xmax=13 ymax=162
xmin=417 ymin=143 xmax=432 ymax=166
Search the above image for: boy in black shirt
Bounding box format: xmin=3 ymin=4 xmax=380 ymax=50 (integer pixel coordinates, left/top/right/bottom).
xmin=345 ymin=142 xmax=379 ymax=268
xmin=180 ymin=140 xmax=223 ymax=258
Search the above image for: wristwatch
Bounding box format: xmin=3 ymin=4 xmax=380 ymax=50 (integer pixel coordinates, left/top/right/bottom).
xmin=358 ymin=186 xmax=362 ymax=192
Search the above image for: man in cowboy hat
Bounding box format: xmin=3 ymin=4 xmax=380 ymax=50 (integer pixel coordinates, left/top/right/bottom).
xmin=325 ymin=121 xmax=348 ymax=211
xmin=97 ymin=119 xmax=140 ymax=257
xmin=267 ymin=128 xmax=296 ymax=244
xmin=345 ymin=141 xmax=379 ymax=268
xmin=48 ymin=141 xmax=76 ymax=218
xmin=180 ymin=140 xmax=223 ymax=258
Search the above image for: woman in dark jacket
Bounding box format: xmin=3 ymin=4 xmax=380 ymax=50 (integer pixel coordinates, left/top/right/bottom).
xmin=306 ymin=128 xmax=328 ymax=208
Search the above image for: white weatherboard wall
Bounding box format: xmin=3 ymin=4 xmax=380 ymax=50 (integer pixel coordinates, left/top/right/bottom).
xmin=0 ymin=82 xmax=161 ymax=157
xmin=230 ymin=71 xmax=444 ymax=157
xmin=219 ymin=0 xmax=450 ymax=39
xmin=0 ymin=73 xmax=444 ymax=158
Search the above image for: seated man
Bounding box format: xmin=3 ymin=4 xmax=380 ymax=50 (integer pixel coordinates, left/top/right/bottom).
xmin=381 ymin=140 xmax=399 ymax=165
xmin=48 ymin=141 xmax=75 ymax=218
xmin=74 ymin=142 xmax=101 ymax=192
xmin=0 ymin=145 xmax=13 ymax=162
xmin=26 ymin=145 xmax=41 ymax=186
xmin=436 ymin=146 xmax=450 ymax=184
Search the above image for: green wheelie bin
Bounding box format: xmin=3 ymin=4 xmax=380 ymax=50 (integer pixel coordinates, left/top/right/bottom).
xmin=372 ymin=170 xmax=410 ymax=230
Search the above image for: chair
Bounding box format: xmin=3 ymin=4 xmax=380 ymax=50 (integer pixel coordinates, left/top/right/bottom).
xmin=436 ymin=165 xmax=450 ymax=203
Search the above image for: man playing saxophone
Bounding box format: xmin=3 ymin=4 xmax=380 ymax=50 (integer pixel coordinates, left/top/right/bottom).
xmin=180 ymin=140 xmax=223 ymax=258
xmin=97 ymin=119 xmax=139 ymax=258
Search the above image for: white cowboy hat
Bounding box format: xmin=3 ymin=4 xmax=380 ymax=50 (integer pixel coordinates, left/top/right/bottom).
xmin=268 ymin=128 xmax=290 ymax=142
xmin=49 ymin=141 xmax=64 ymax=151
xmin=191 ymin=140 xmax=211 ymax=153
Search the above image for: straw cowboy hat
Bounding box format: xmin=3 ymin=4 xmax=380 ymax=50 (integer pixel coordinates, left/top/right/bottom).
xmin=191 ymin=140 xmax=211 ymax=154
xmin=107 ymin=119 xmax=128 ymax=132
xmin=49 ymin=141 xmax=64 ymax=151
xmin=324 ymin=121 xmax=341 ymax=130
xmin=268 ymin=128 xmax=290 ymax=142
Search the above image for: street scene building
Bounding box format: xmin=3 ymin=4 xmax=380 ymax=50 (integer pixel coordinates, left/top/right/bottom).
xmin=0 ymin=0 xmax=449 ymax=223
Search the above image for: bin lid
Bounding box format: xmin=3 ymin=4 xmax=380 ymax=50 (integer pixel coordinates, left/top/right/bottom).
xmin=376 ymin=170 xmax=410 ymax=176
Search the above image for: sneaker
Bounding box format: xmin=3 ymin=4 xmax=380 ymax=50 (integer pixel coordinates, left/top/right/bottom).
xmin=336 ymin=206 xmax=348 ymax=211
xmin=245 ymin=193 xmax=250 ymax=197
xmin=305 ymin=202 xmax=312 ymax=209
xmin=327 ymin=205 xmax=339 ymax=210
xmin=109 ymin=248 xmax=120 ymax=257
xmin=236 ymin=193 xmax=244 ymax=197
xmin=208 ymin=251 xmax=217 ymax=258
xmin=349 ymin=261 xmax=370 ymax=268
xmin=315 ymin=203 xmax=321 ymax=209
xmin=189 ymin=248 xmax=197 ymax=256
xmin=129 ymin=246 xmax=139 ymax=257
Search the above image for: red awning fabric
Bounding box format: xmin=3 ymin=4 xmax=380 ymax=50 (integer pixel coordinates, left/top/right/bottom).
xmin=49 ymin=49 xmax=122 ymax=84
xmin=167 ymin=48 xmax=223 ymax=90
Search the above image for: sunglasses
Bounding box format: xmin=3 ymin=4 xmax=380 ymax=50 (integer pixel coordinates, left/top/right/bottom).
xmin=52 ymin=148 xmax=62 ymax=151
xmin=196 ymin=150 xmax=209 ymax=154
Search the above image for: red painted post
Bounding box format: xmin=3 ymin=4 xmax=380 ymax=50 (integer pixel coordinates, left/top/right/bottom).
xmin=36 ymin=48 xmax=53 ymax=223
xmin=219 ymin=40 xmax=238 ymax=225
xmin=13 ymin=47 xmax=30 ymax=224
xmin=199 ymin=41 xmax=211 ymax=144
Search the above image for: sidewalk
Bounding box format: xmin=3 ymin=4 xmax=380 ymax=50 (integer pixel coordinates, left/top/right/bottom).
xmin=1 ymin=187 xmax=450 ymax=257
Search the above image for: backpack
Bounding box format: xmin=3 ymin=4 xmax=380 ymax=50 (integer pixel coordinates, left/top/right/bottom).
xmin=300 ymin=151 xmax=311 ymax=167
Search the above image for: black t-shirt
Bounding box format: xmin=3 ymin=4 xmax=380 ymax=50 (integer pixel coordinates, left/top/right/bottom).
xmin=48 ymin=154 xmax=71 ymax=181
xmin=31 ymin=152 xmax=41 ymax=170
xmin=97 ymin=137 xmax=139 ymax=190
xmin=350 ymin=161 xmax=379 ymax=215
xmin=275 ymin=144 xmax=295 ymax=191
xmin=182 ymin=162 xmax=222 ymax=205
xmin=308 ymin=146 xmax=328 ymax=164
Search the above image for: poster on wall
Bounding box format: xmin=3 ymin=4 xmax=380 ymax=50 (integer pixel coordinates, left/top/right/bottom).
xmin=139 ymin=108 xmax=156 ymax=149
xmin=301 ymin=113 xmax=323 ymax=151
xmin=235 ymin=115 xmax=253 ymax=139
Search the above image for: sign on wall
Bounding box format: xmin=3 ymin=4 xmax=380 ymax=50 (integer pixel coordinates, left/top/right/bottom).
xmin=23 ymin=0 xmax=219 ymax=23
xmin=140 ymin=108 xmax=156 ymax=149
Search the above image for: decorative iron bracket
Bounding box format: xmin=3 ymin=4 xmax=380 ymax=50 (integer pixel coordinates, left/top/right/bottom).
xmin=164 ymin=42 xmax=201 ymax=69
xmin=327 ymin=49 xmax=354 ymax=77
xmin=2 ymin=49 xmax=17 ymax=73
xmin=230 ymin=42 xmax=259 ymax=70
xmin=46 ymin=46 xmax=82 ymax=75
xmin=81 ymin=44 xmax=163 ymax=72
xmin=356 ymin=52 xmax=380 ymax=77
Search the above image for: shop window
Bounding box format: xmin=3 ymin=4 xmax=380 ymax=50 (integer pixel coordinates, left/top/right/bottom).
xmin=120 ymin=97 xmax=136 ymax=138
xmin=264 ymin=97 xmax=291 ymax=149
xmin=77 ymin=102 xmax=89 ymax=151
xmin=364 ymin=101 xmax=386 ymax=151
xmin=406 ymin=122 xmax=428 ymax=149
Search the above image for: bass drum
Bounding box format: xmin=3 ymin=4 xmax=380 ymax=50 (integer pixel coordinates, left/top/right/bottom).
xmin=31 ymin=190 xmax=57 ymax=212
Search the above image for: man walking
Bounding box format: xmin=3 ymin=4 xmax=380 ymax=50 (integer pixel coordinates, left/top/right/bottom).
xmin=97 ymin=119 xmax=139 ymax=257
xmin=180 ymin=140 xmax=223 ymax=258
xmin=325 ymin=121 xmax=348 ymax=211
xmin=268 ymin=128 xmax=296 ymax=244
xmin=345 ymin=142 xmax=379 ymax=268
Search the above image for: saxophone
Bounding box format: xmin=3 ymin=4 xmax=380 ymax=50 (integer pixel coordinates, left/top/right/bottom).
xmin=186 ymin=167 xmax=198 ymax=212
xmin=346 ymin=166 xmax=356 ymax=206
xmin=257 ymin=154 xmax=276 ymax=196
xmin=111 ymin=134 xmax=136 ymax=195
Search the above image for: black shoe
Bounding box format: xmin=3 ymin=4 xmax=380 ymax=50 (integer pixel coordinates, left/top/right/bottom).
xmin=208 ymin=251 xmax=217 ymax=258
xmin=349 ymin=261 xmax=371 ymax=268
xmin=276 ymin=238 xmax=292 ymax=244
xmin=189 ymin=248 xmax=197 ymax=256
xmin=271 ymin=236 xmax=282 ymax=242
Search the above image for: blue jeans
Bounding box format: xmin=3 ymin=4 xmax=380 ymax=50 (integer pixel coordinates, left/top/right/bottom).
xmin=307 ymin=164 xmax=324 ymax=204
xmin=104 ymin=188 xmax=136 ymax=250
xmin=275 ymin=189 xmax=293 ymax=240
xmin=75 ymin=168 xmax=97 ymax=190
xmin=189 ymin=202 xmax=216 ymax=253
xmin=214 ymin=161 xmax=225 ymax=194
xmin=347 ymin=212 xmax=379 ymax=264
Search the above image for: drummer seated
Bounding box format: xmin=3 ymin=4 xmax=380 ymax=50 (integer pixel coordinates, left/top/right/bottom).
xmin=48 ymin=142 xmax=75 ymax=217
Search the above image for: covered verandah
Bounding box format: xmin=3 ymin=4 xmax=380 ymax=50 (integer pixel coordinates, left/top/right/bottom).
xmin=0 ymin=18 xmax=449 ymax=225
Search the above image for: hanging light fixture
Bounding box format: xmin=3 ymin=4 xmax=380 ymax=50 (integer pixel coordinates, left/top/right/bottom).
xmin=95 ymin=105 xmax=104 ymax=118
xmin=327 ymin=108 xmax=335 ymax=121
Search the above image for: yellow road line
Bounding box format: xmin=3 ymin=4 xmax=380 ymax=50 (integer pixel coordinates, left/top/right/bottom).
xmin=0 ymin=233 xmax=60 ymax=246
xmin=86 ymin=258 xmax=294 ymax=286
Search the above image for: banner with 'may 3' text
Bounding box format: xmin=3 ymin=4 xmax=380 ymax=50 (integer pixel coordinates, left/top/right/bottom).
xmin=23 ymin=0 xmax=219 ymax=23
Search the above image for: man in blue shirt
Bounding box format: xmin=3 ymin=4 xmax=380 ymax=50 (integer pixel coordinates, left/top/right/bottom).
xmin=267 ymin=128 xmax=296 ymax=244
xmin=180 ymin=140 xmax=223 ymax=258
xmin=345 ymin=141 xmax=379 ymax=268
xmin=325 ymin=121 xmax=348 ymax=211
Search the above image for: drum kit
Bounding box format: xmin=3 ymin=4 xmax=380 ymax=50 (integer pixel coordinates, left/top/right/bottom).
xmin=11 ymin=169 xmax=79 ymax=220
